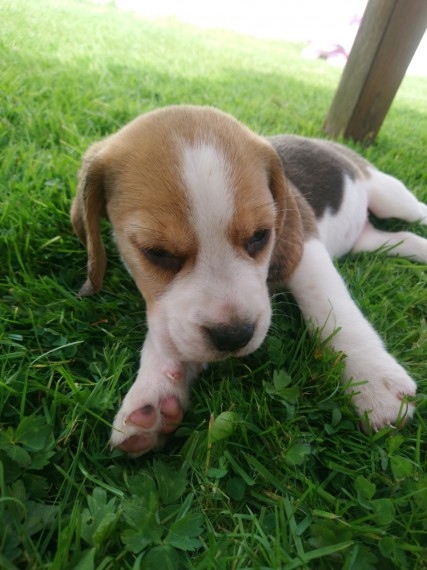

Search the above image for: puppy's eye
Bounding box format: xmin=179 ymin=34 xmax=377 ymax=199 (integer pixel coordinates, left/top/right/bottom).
xmin=140 ymin=247 xmax=184 ymax=272
xmin=246 ymin=229 xmax=271 ymax=257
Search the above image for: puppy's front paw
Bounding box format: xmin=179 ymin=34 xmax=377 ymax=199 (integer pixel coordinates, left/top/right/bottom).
xmin=111 ymin=394 xmax=184 ymax=456
xmin=347 ymin=360 xmax=416 ymax=430
xmin=110 ymin=360 xmax=201 ymax=457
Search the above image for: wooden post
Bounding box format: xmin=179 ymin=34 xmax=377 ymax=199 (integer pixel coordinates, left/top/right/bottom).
xmin=324 ymin=0 xmax=427 ymax=144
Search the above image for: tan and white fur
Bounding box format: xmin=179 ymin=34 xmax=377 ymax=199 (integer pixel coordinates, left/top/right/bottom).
xmin=71 ymin=105 xmax=427 ymax=456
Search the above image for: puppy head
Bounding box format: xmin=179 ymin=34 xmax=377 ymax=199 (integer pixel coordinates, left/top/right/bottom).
xmin=72 ymin=106 xmax=303 ymax=362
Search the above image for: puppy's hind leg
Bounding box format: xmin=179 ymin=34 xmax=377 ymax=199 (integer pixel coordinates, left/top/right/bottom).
xmin=366 ymin=168 xmax=427 ymax=224
xmin=352 ymin=222 xmax=427 ymax=263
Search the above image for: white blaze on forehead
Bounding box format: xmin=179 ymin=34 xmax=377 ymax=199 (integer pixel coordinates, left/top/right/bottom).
xmin=181 ymin=142 xmax=235 ymax=246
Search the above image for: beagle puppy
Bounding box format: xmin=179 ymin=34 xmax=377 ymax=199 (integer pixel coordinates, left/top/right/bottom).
xmin=71 ymin=105 xmax=427 ymax=456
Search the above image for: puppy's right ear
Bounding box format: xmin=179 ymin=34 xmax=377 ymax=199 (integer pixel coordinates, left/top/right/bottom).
xmin=71 ymin=142 xmax=108 ymax=296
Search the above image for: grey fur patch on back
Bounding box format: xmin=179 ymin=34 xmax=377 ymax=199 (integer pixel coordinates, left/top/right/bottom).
xmin=267 ymin=135 xmax=369 ymax=218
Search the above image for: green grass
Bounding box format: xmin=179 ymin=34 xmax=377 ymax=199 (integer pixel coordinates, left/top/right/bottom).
xmin=1 ymin=0 xmax=427 ymax=568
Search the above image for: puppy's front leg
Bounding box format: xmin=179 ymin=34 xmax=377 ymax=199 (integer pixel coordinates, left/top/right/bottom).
xmin=286 ymin=239 xmax=416 ymax=429
xmin=110 ymin=333 xmax=201 ymax=457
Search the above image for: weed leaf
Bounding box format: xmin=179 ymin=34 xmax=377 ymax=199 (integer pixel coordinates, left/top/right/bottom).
xmin=5 ymin=444 xmax=31 ymax=467
xmin=121 ymin=528 xmax=152 ymax=554
xmin=164 ymin=512 xmax=204 ymax=551
xmin=273 ymin=369 xmax=293 ymax=389
xmin=285 ymin=443 xmax=311 ymax=466
xmin=379 ymin=536 xmax=408 ymax=566
xmin=265 ymin=371 xmax=300 ymax=403
xmin=80 ymin=488 xmax=120 ymax=546
xmin=355 ymin=475 xmax=376 ymax=508
xmin=122 ymin=494 xmax=163 ymax=543
xmin=390 ymin=455 xmax=413 ymax=480
xmin=65 ymin=547 xmax=95 ymax=570
xmin=371 ymin=498 xmax=395 ymax=527
xmin=152 ymin=460 xmax=188 ymax=504
xmin=25 ymin=501 xmax=58 ymax=536
xmin=15 ymin=416 xmax=52 ymax=451
xmin=208 ymin=411 xmax=238 ymax=444
xmin=206 ymin=466 xmax=228 ymax=479
xmin=226 ymin=477 xmax=246 ymax=501
xmin=126 ymin=474 xmax=157 ymax=497
xmin=141 ymin=545 xmax=182 ymax=570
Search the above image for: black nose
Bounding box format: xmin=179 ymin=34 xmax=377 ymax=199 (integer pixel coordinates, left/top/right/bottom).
xmin=204 ymin=322 xmax=255 ymax=353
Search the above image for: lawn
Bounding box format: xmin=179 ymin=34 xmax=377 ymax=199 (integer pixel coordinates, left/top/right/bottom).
xmin=1 ymin=0 xmax=427 ymax=568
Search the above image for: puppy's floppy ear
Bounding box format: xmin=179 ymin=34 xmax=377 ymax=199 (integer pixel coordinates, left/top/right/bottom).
xmin=266 ymin=147 xmax=304 ymax=283
xmin=265 ymin=147 xmax=287 ymax=234
xmin=71 ymin=142 xmax=108 ymax=296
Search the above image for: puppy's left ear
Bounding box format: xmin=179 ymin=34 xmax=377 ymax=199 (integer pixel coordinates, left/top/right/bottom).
xmin=266 ymin=146 xmax=304 ymax=282
xmin=265 ymin=147 xmax=287 ymax=233
xmin=71 ymin=141 xmax=108 ymax=296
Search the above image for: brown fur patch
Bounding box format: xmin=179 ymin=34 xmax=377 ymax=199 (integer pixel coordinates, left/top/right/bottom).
xmin=71 ymin=106 xmax=305 ymax=302
xmin=71 ymin=141 xmax=108 ymax=296
xmin=267 ymin=181 xmax=312 ymax=288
